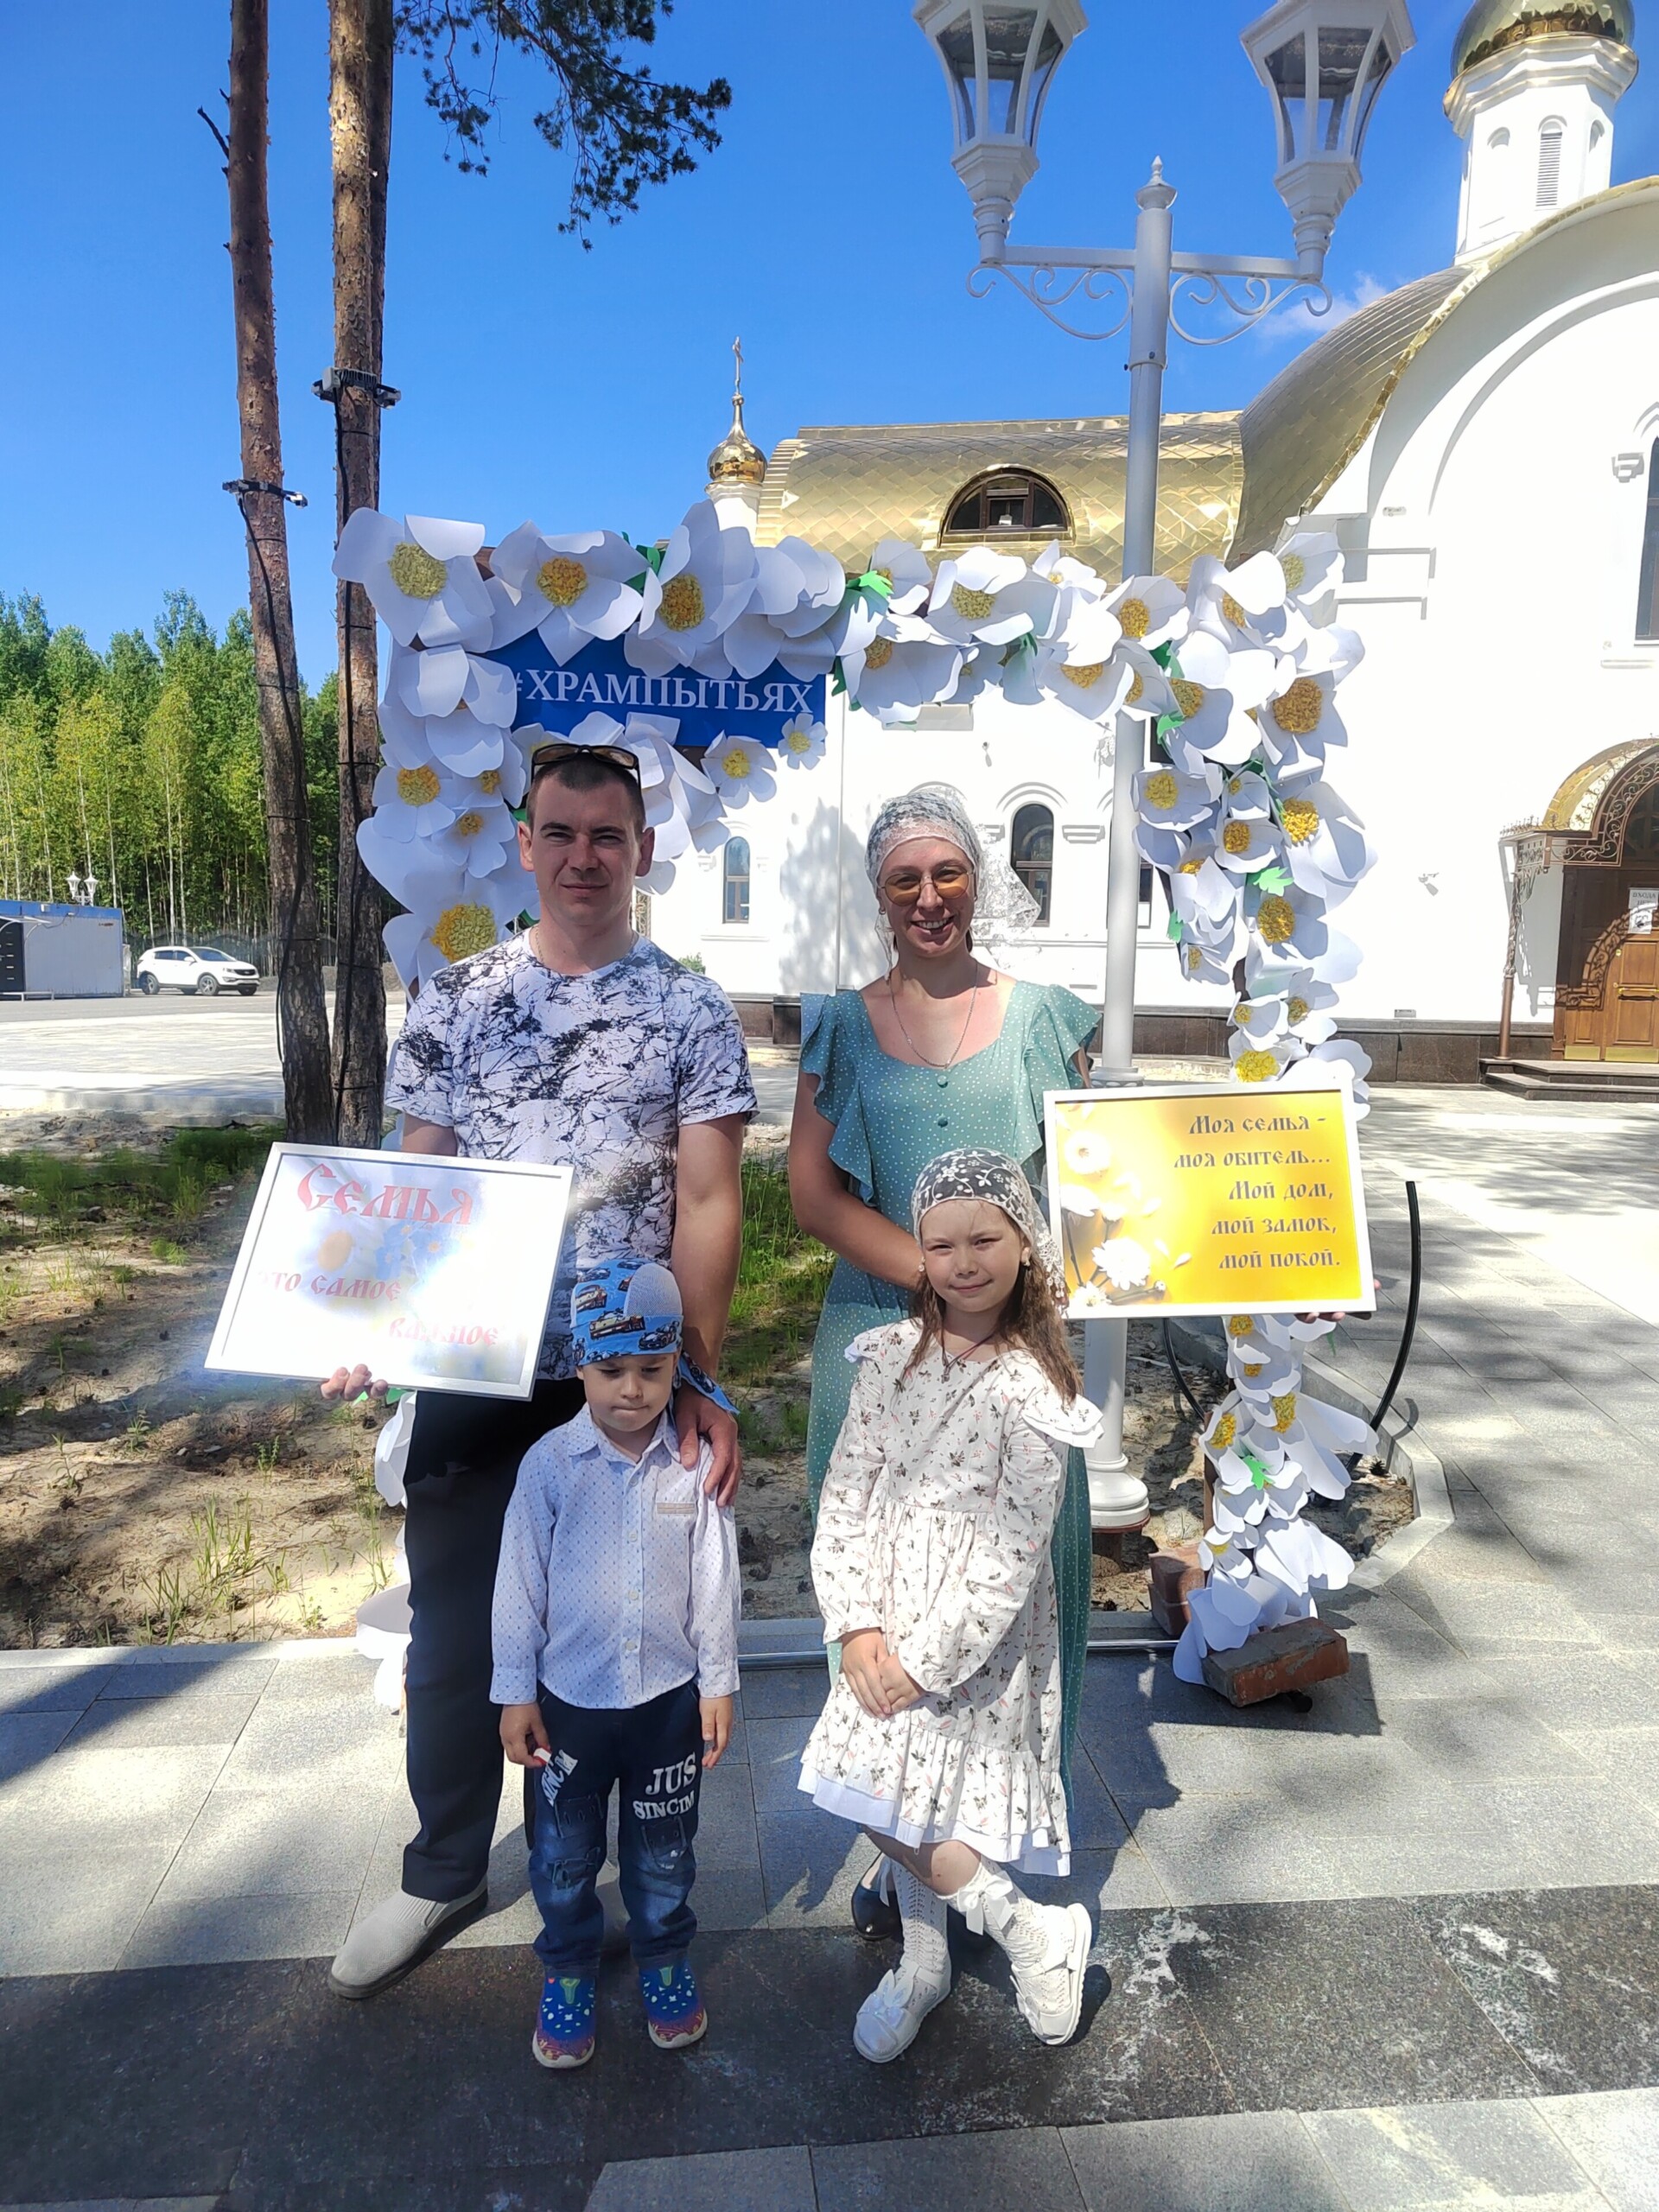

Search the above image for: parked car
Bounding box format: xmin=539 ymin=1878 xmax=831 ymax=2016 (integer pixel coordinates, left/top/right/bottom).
xmin=135 ymin=945 xmax=260 ymax=997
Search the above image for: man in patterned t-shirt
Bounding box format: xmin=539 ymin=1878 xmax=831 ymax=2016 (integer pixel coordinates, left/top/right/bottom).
xmin=326 ymin=746 xmax=755 ymax=1999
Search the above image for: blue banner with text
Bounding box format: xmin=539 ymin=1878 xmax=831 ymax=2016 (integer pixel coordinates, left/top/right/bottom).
xmin=489 ymin=631 xmax=826 ymax=754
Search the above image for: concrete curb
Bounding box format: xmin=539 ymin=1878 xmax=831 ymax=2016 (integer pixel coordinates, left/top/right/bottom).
xmin=0 ymin=1636 xmax=363 ymax=1669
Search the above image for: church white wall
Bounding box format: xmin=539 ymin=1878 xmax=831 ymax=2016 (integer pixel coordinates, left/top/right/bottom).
xmin=1449 ymin=39 xmax=1637 ymax=263
xmin=650 ymin=685 xmax=1214 ymax=1013
xmin=1309 ymin=194 xmax=1659 ymax=1025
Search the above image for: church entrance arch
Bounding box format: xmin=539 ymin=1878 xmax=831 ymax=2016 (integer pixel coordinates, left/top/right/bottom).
xmin=1549 ymin=743 xmax=1659 ymax=1061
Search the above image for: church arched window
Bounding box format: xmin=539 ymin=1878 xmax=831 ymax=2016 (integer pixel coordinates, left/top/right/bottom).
xmin=1637 ymin=442 xmax=1659 ymax=642
xmin=722 ymin=836 xmax=751 ymax=925
xmin=1536 ymin=118 xmax=1565 ymax=208
xmin=1010 ymin=802 xmax=1053 ymax=925
xmin=944 ymin=472 xmax=1070 ymax=539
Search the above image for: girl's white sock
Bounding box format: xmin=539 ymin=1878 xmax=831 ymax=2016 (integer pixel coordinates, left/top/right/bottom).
xmin=894 ymin=1863 xmax=950 ymax=1990
xmin=945 ymin=1859 xmax=1037 ymax=1955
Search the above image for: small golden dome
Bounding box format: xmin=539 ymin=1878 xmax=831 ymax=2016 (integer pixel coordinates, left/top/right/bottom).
xmin=1451 ymin=0 xmax=1635 ymax=76
xmin=708 ymin=391 xmax=767 ymax=486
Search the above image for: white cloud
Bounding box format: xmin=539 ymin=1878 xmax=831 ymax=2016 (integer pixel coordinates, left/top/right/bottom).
xmin=1249 ymin=272 xmax=1390 ymax=353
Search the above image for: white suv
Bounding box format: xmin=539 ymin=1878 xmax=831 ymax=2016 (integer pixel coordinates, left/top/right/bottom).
xmin=135 ymin=945 xmax=260 ymax=997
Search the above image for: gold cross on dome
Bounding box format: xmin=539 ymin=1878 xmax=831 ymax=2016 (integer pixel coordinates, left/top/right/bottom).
xmin=732 ymin=335 xmax=744 ymax=403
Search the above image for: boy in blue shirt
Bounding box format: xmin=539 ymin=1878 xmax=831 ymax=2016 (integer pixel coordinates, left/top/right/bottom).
xmin=493 ymin=1255 xmax=740 ymax=2069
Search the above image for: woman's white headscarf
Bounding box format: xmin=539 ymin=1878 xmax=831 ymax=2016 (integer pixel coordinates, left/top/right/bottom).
xmin=865 ymin=783 xmax=1040 ymax=936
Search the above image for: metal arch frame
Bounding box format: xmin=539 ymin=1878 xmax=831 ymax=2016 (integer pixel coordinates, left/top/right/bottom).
xmin=969 ymin=245 xmax=1331 ymax=346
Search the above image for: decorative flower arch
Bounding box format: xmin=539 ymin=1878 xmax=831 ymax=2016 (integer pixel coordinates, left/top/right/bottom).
xmin=337 ymin=497 xmax=1377 ymax=1675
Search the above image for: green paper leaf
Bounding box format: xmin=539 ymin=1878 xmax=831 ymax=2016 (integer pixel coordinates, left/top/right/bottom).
xmin=830 ymin=658 xmax=848 ymax=697
xmin=1151 ymin=641 xmax=1174 ymax=669
xmin=1166 ymin=912 xmax=1184 ymax=942
xmin=1249 ymin=865 xmax=1292 ymax=893
xmin=848 ymin=569 xmax=893 ymax=601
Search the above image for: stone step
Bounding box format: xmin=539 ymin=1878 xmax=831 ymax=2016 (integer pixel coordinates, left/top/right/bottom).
xmin=1479 ymin=1057 xmax=1659 ymax=1103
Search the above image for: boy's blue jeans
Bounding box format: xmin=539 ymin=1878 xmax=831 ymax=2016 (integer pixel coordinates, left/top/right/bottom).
xmin=529 ymin=1676 xmax=703 ymax=1979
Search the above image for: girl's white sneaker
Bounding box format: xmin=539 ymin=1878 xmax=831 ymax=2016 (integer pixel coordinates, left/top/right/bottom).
xmin=1004 ymin=1902 xmax=1092 ymax=2046
xmin=852 ymin=1961 xmax=951 ymax=2063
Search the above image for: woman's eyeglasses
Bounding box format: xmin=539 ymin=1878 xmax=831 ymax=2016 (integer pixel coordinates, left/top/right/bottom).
xmin=527 ymin=740 xmax=644 ymax=785
xmin=879 ymin=863 xmax=974 ymax=906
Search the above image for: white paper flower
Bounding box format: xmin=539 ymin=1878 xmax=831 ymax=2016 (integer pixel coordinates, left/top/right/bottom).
xmin=1136 ymin=763 xmax=1220 ymax=832
xmin=1019 ymin=601 xmax=1130 ymax=722
xmin=1256 ymin=669 xmax=1348 ymax=783
xmin=1228 ymin=1030 xmax=1302 ymax=1084
xmin=842 ymin=613 xmax=964 ymax=724
xmin=1167 ymin=842 xmax=1239 ymax=928
xmin=391 ymin=643 xmax=517 ymax=730
xmin=1162 ymin=635 xmax=1269 ymax=772
xmin=486 ymin=524 xmax=645 ymax=659
xmin=628 ymin=499 xmax=758 ymax=674
xmin=926 ymin=546 xmax=1033 ymax=647
xmin=334 ymin=511 xmax=493 ymax=652
xmin=1115 ymin=642 xmax=1179 ymax=723
xmin=865 ymin=539 xmax=935 ymax=615
xmin=777 ymin=713 xmax=826 ymax=771
xmin=1187 ymin=551 xmax=1292 ymax=652
xmin=365 ymin=758 xmax=466 ymax=842
xmin=705 ymin=733 xmax=776 ymax=809
xmin=1107 ymin=574 xmax=1187 ymax=651
xmin=1274 ymin=530 xmax=1344 ymax=616
xmin=1276 ymin=779 xmax=1372 ymax=907
xmin=380 ymin=861 xmax=532 ymax=989
xmin=426 ymin=794 xmax=519 ymax=880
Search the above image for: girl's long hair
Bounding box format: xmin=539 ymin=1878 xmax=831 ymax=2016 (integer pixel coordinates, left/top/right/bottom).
xmin=906 ymin=1224 xmax=1081 ymax=1402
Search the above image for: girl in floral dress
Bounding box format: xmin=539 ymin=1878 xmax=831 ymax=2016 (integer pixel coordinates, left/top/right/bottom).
xmin=799 ymin=1149 xmax=1101 ymax=2064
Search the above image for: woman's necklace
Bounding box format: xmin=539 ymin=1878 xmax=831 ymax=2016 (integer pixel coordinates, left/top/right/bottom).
xmin=887 ymin=966 xmax=981 ymax=1077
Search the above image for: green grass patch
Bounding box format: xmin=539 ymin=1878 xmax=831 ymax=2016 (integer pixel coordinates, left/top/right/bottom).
xmin=724 ymin=1159 xmax=833 ymax=1393
xmin=0 ymin=1125 xmax=280 ymax=1236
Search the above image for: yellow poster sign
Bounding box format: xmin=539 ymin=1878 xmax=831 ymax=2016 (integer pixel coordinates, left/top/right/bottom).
xmin=1044 ymin=1069 xmax=1373 ymax=1320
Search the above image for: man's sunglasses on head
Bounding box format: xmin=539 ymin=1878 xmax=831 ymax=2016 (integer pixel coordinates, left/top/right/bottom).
xmin=528 ymin=740 xmax=644 ymax=786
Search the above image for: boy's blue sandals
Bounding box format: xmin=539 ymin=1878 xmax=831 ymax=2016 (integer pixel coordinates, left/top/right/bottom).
xmin=640 ymin=1961 xmax=707 ymax=2049
xmin=533 ymin=1974 xmax=597 ymax=2069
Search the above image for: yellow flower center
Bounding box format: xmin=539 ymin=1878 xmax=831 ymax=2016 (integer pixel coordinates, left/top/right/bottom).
xmin=1221 ymin=592 xmax=1247 ymax=629
xmin=719 ymin=745 xmax=753 ymax=780
xmin=1235 ymin=999 xmax=1252 ymax=1020
xmin=1065 ymin=661 xmax=1107 ymax=690
xmin=1227 ymin=1315 xmax=1255 ymax=1338
xmin=1236 ymin=1049 xmax=1280 ymax=1083
xmin=1272 ymin=1391 xmax=1298 ymax=1432
xmin=1178 ymin=856 xmax=1205 ymax=875
xmin=950 ymin=583 xmax=997 ymax=621
xmin=431 ymin=903 xmax=496 ymax=963
xmin=1257 ymin=893 xmax=1295 ymax=944
xmin=388 ymin=541 xmax=448 ymax=600
xmin=1281 ymin=552 xmax=1306 ymax=592
xmin=1223 ymin=820 xmax=1252 ymax=855
xmin=1212 ymin=1411 xmax=1236 ymax=1451
xmin=396 ymin=766 xmax=441 ymax=807
xmin=863 ymin=636 xmax=894 ymax=671
xmin=478 ymin=769 xmax=501 ymax=796
xmin=658 ymin=573 xmax=706 ymax=631
xmin=1241 ymin=1362 xmax=1264 ymax=1378
xmin=1281 ymin=796 xmax=1319 ymax=845
xmin=1171 ymin=679 xmax=1205 ymax=720
xmin=1287 ymin=995 xmax=1310 ymax=1025
xmin=1185 ymin=944 xmax=1203 ymax=972
xmin=1118 ymin=596 xmax=1149 ymax=639
xmin=874 ymin=565 xmax=892 ymax=582
xmin=785 ymin=725 xmax=815 ymax=754
xmin=454 ymin=810 xmax=483 ymax=838
xmin=1126 ymin=668 xmax=1145 ymax=705
xmin=1144 ymin=770 xmax=1179 ymax=810
xmin=537 ymin=555 xmax=588 ymax=607
xmin=1271 ymin=677 xmax=1324 ymax=736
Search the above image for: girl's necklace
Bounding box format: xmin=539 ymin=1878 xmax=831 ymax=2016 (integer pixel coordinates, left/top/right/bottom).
xmin=887 ymin=966 xmax=981 ymax=1073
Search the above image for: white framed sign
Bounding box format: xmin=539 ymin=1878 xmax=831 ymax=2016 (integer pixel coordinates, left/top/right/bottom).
xmin=206 ymin=1145 xmax=573 ymax=1399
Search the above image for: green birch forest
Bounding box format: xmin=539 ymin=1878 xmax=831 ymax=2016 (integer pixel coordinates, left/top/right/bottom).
xmin=0 ymin=591 xmax=338 ymax=955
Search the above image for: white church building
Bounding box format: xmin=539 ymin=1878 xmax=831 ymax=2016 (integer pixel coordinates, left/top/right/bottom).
xmin=651 ymin=1 xmax=1659 ymax=1086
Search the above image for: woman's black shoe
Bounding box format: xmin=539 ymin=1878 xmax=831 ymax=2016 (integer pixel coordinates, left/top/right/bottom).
xmin=850 ymin=1855 xmax=902 ymax=1942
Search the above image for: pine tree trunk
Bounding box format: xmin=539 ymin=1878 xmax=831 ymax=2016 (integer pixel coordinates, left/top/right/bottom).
xmin=327 ymin=0 xmax=393 ymax=1144
xmin=226 ymin=0 xmax=334 ymax=1141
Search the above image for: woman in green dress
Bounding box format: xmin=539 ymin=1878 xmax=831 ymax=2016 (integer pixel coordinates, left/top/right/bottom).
xmin=789 ymin=784 xmax=1097 ymax=1936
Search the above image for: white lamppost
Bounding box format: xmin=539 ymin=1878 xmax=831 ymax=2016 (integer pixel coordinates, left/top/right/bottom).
xmin=915 ymin=0 xmax=1412 ymax=1522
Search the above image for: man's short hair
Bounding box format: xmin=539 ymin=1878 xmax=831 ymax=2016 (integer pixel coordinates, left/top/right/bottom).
xmin=525 ymin=749 xmax=647 ymax=838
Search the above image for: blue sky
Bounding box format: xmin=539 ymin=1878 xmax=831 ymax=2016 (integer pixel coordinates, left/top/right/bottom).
xmin=3 ymin=1 xmax=1655 ymax=686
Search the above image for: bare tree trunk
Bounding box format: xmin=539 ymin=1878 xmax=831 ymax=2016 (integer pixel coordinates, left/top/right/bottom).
xmin=327 ymin=0 xmax=393 ymax=1145
xmin=226 ymin=0 xmax=334 ymax=1138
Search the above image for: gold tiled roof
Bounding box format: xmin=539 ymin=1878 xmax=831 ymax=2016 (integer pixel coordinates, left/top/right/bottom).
xmin=754 ymin=413 xmax=1243 ymax=582
xmin=1451 ymin=1 xmax=1634 ymax=77
xmin=1543 ymin=738 xmax=1658 ymax=830
xmin=1230 ymin=270 xmax=1465 ymax=562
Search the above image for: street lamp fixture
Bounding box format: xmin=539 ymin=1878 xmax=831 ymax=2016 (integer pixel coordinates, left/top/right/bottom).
xmin=913 ymin=1 xmax=1087 ymax=262
xmin=915 ymin=0 xmax=1412 ymax=1525
xmin=1243 ymin=0 xmax=1415 ymax=271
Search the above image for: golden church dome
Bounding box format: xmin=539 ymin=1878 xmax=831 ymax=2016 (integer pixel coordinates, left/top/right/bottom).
xmin=707 ymin=392 xmax=767 ymax=487
xmin=1451 ymin=0 xmax=1635 ymax=76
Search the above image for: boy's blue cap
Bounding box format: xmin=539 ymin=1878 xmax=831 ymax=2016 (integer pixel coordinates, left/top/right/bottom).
xmin=570 ymin=1253 xmax=735 ymax=1414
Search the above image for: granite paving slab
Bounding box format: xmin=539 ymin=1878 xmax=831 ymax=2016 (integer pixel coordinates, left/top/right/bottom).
xmin=587 ymin=2144 xmax=817 ymax=2212
xmin=1062 ymin=2109 xmax=1351 ymax=2212
xmin=1541 ymin=2086 xmax=1659 ymax=2212
xmin=1301 ymin=2096 xmax=1604 ymax=2209
xmin=810 ymin=2124 xmax=1087 ymax=2211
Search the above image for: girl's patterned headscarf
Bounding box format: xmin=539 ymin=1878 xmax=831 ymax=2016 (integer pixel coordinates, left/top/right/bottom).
xmin=864 ymin=783 xmax=1040 ymax=936
xmin=910 ymin=1147 xmax=1066 ymax=1300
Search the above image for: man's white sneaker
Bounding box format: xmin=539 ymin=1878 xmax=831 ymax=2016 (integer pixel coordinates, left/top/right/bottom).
xmin=1003 ymin=1902 xmax=1092 ymax=2046
xmin=852 ymin=1962 xmax=951 ymax=2063
xmin=328 ymin=1881 xmax=488 ymax=1999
